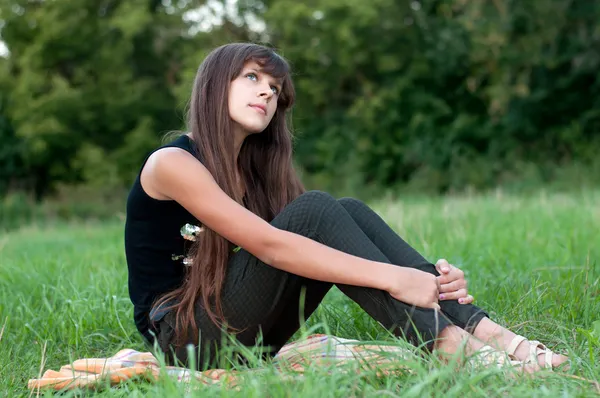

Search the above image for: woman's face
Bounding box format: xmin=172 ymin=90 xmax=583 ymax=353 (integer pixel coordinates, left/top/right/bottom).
xmin=228 ymin=61 xmax=283 ymax=135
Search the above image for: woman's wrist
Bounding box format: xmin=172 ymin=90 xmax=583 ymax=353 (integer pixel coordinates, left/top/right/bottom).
xmin=371 ymin=262 xmax=404 ymax=293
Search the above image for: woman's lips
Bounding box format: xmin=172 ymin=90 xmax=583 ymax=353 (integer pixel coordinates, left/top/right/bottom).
xmin=249 ymin=104 xmax=267 ymax=115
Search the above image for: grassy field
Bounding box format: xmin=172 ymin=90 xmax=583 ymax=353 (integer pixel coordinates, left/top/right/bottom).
xmin=1 ymin=190 xmax=599 ymax=397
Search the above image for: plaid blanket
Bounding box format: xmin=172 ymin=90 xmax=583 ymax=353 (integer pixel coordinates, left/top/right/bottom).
xmin=27 ymin=334 xmax=414 ymax=391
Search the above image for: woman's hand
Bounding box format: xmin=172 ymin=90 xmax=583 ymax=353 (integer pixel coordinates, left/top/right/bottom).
xmin=435 ymin=259 xmax=474 ymax=304
xmin=387 ymin=267 xmax=441 ymax=310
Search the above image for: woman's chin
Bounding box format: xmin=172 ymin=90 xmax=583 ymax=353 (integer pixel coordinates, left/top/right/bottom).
xmin=243 ymin=125 xmax=268 ymax=134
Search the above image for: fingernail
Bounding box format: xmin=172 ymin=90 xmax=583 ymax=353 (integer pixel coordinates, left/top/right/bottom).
xmin=459 ymin=298 xmax=464 ymax=303
xmin=439 ymin=294 xmax=445 ymax=300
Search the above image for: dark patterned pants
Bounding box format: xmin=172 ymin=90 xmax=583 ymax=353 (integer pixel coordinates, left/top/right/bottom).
xmin=153 ymin=190 xmax=488 ymax=369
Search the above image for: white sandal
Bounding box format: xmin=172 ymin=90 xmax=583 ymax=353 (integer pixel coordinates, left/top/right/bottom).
xmin=467 ymin=345 xmax=524 ymax=370
xmin=506 ymin=335 xmax=560 ymax=370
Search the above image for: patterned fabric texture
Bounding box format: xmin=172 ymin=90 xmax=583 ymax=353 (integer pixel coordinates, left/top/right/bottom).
xmin=27 ymin=334 xmax=414 ymax=391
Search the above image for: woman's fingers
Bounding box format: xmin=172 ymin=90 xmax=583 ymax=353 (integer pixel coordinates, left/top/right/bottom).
xmin=439 ymin=288 xmax=468 ymax=301
xmin=438 ymin=279 xmax=466 ymax=293
xmin=436 ymin=266 xmax=465 ymax=285
xmin=435 ymin=259 xmax=452 ymax=274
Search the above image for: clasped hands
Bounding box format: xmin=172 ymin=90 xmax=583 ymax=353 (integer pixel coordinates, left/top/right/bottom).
xmin=386 ymin=258 xmax=473 ymax=310
xmin=435 ymin=258 xmax=473 ymax=305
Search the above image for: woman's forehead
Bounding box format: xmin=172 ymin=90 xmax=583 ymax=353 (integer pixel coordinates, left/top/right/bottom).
xmin=243 ymin=60 xmax=270 ymax=75
xmin=243 ymin=60 xmax=262 ymax=70
xmin=243 ymin=61 xmax=284 ymax=84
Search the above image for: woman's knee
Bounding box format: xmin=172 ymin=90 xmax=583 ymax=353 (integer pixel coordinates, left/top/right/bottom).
xmin=276 ymin=190 xmax=343 ymax=234
xmin=288 ymin=190 xmax=339 ymax=215
xmin=337 ymin=197 xmax=366 ymax=213
xmin=296 ymin=190 xmax=337 ymax=205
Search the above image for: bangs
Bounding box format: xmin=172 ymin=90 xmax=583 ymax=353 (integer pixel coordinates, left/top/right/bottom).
xmin=247 ymin=50 xmax=289 ymax=79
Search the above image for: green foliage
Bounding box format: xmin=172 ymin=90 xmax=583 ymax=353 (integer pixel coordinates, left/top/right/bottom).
xmin=0 ymin=0 xmax=187 ymax=197
xmin=0 ymin=185 xmax=126 ymax=232
xmin=0 ymin=58 xmax=25 ymax=195
xmin=264 ymin=0 xmax=600 ymax=192
xmin=0 ymin=191 xmax=34 ymax=230
xmin=2 ymin=191 xmax=599 ymax=395
xmin=0 ymin=96 xmax=23 ymax=194
xmin=0 ymin=0 xmax=599 ymax=199
xmin=578 ymin=320 xmax=600 ymax=366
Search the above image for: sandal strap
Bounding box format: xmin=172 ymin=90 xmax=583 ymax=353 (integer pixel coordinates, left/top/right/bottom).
xmin=506 ymin=335 xmax=527 ymax=356
xmin=528 ymin=340 xmax=555 ymax=369
xmin=507 ymin=336 xmax=559 ymax=370
xmin=544 ymin=348 xmax=554 ymax=369
xmin=528 ymin=340 xmax=541 ymax=364
xmin=470 ymin=345 xmax=522 ymax=369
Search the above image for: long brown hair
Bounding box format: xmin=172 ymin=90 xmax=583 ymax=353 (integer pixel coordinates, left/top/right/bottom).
xmin=154 ymin=43 xmax=304 ymax=346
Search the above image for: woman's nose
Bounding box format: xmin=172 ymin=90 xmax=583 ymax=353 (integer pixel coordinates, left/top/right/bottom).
xmin=257 ymin=84 xmax=273 ymax=98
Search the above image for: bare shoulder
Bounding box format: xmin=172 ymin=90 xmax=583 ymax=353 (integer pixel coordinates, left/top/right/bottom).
xmin=140 ymin=146 xmax=201 ymax=200
xmin=140 ymin=145 xmax=280 ymax=263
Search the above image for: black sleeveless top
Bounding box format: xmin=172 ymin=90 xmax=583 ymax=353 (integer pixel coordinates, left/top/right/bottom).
xmin=124 ymin=134 xmax=200 ymax=342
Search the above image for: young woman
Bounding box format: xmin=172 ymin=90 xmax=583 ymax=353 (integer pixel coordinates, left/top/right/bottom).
xmin=124 ymin=43 xmax=568 ymax=372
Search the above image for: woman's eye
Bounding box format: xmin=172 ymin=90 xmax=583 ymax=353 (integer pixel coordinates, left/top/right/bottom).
xmin=271 ymin=86 xmax=279 ymax=95
xmin=246 ymin=73 xmax=257 ymax=81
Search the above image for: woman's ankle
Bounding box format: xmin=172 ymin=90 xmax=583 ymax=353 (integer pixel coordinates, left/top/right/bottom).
xmin=472 ymin=317 xmax=516 ymax=351
xmin=435 ymin=325 xmax=484 ymax=356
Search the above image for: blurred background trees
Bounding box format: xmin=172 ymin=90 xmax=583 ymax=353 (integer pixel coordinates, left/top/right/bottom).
xmin=0 ymin=0 xmax=598 ymax=212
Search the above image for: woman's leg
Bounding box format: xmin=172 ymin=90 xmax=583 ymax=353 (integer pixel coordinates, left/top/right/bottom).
xmin=157 ymin=250 xmax=328 ymax=369
xmin=336 ymin=197 xmax=488 ymax=332
xmin=158 ymin=191 xmax=476 ymax=369
xmin=337 ymin=197 xmax=568 ymax=368
xmin=260 ymin=191 xmax=461 ymax=350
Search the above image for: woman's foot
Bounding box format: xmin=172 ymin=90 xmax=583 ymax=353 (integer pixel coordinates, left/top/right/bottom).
xmin=472 ymin=317 xmax=569 ymax=371
xmin=506 ymin=335 xmax=570 ymax=371
xmin=434 ymin=325 xmax=532 ymax=372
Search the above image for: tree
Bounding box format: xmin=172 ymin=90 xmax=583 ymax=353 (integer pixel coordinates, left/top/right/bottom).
xmin=262 ymin=0 xmax=600 ymax=192
xmin=1 ymin=0 xmax=598 ymax=198
xmin=0 ymin=0 xmax=189 ymax=197
xmin=0 ymin=55 xmax=24 ymax=194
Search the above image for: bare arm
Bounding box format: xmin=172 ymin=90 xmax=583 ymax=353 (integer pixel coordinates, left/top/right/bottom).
xmin=143 ymin=148 xmax=439 ymax=308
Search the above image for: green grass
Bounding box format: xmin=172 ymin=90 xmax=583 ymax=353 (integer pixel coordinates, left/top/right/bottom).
xmin=1 ymin=190 xmax=599 ymax=397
